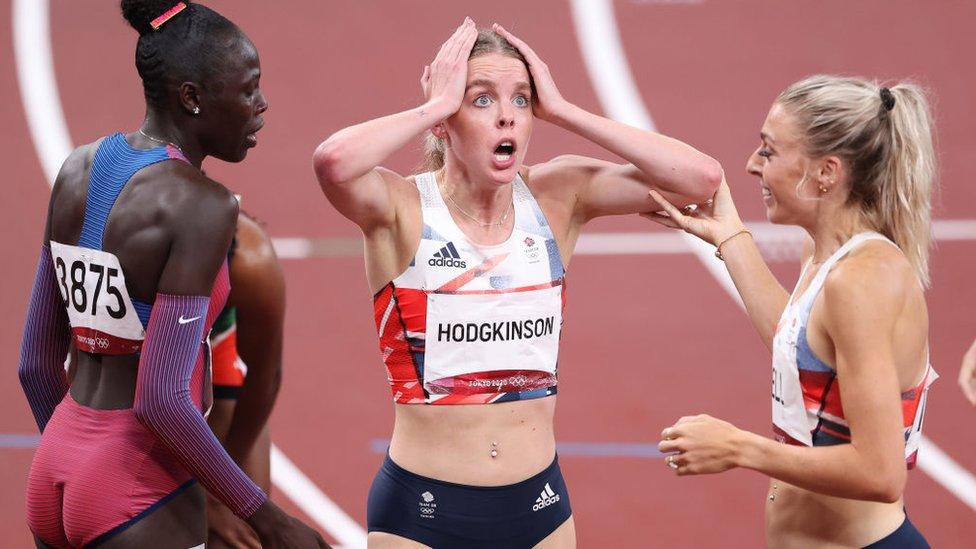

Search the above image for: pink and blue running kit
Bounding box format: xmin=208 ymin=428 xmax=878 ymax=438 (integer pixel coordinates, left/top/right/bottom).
xmin=20 ymin=133 xmax=265 ymax=547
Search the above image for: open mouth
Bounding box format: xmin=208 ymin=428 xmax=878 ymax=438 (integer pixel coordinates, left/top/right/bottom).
xmin=493 ymin=140 xmax=515 ymax=163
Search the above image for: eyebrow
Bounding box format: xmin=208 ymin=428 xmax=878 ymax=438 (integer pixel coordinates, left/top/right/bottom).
xmin=466 ymin=79 xmax=496 ymax=92
xmin=760 ymin=132 xmax=776 ymax=144
xmin=466 ymin=79 xmax=532 ymax=93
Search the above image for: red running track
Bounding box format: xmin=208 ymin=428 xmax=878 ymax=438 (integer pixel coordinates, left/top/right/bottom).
xmin=1 ymin=1 xmax=974 ymax=546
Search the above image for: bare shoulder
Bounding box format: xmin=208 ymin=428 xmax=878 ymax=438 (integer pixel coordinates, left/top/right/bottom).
xmin=52 ymin=139 xmax=104 ymax=195
xmin=381 ymin=167 xmax=420 ymax=201
xmin=823 ymin=240 xmax=917 ymax=317
xmin=233 ymin=213 xmax=278 ymax=271
xmin=152 ymin=164 xmax=239 ymax=234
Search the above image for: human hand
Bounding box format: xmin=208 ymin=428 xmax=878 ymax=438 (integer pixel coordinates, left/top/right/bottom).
xmin=492 ymin=23 xmax=570 ymax=123
xmin=658 ymin=414 xmax=745 ymax=476
xmin=207 ymin=494 xmax=260 ymax=549
xmin=641 ymin=177 xmax=746 ymax=248
xmin=421 ymin=17 xmax=479 ymax=117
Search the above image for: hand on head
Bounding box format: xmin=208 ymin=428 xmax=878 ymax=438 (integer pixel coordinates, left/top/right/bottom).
xmin=491 ymin=23 xmax=568 ymax=122
xmin=421 ymin=17 xmax=478 ymax=116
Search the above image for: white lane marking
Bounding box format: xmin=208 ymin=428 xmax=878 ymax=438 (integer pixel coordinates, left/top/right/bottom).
xmin=12 ymin=0 xmax=369 ymax=539
xmin=568 ymin=0 xmax=976 ymax=512
xmin=271 ymin=445 xmax=367 ymax=548
xmin=13 ymin=0 xmax=72 ymax=186
xmin=271 ymin=220 xmax=976 ymax=259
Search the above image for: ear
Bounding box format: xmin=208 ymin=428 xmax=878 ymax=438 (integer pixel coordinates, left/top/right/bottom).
xmin=178 ymin=82 xmax=202 ymax=116
xmin=431 ymin=123 xmax=449 ymax=145
xmin=817 ymin=155 xmax=844 ymax=193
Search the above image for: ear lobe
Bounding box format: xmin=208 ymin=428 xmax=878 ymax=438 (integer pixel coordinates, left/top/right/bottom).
xmin=179 ymin=82 xmax=201 ymax=116
xmin=819 ymin=156 xmax=844 ymax=192
xmin=431 ymin=123 xmax=447 ymax=140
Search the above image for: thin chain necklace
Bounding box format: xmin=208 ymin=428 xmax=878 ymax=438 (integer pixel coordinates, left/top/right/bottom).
xmin=445 ymin=190 xmax=513 ymax=228
xmin=139 ymin=128 xmax=184 ymax=154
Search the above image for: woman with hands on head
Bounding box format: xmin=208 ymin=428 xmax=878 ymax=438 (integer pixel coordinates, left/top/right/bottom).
xmin=314 ymin=17 xmax=719 ymax=549
xmin=647 ymin=75 xmax=936 ymax=547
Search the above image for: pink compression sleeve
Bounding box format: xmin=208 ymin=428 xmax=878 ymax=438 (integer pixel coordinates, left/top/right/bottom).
xmin=18 ymin=246 xmax=71 ymax=432
xmin=133 ymin=293 xmax=266 ymax=519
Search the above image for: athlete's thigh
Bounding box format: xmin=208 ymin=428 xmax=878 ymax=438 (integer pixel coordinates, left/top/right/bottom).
xmin=367 ymin=531 xmax=431 ymax=549
xmin=533 ymin=516 xmax=576 ymax=549
xmin=95 ymin=484 xmax=206 ymax=548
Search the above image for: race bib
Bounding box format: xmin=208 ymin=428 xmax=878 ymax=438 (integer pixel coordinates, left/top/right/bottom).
xmin=49 ymin=242 xmax=145 ymax=354
xmin=423 ymin=285 xmax=561 ymax=391
xmin=771 ymin=309 xmax=815 ymax=445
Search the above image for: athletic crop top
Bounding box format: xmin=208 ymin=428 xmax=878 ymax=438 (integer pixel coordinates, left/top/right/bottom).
xmin=771 ymin=232 xmax=937 ymax=468
xmin=373 ymin=171 xmax=566 ymax=405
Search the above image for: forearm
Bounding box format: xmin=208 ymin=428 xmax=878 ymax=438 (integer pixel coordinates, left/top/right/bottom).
xmin=135 ymin=294 xmax=266 ymax=519
xmin=737 ymin=430 xmax=904 ymax=502
xmin=717 ymin=232 xmax=789 ymax=350
xmin=18 ymin=246 xmax=71 ymax=432
xmin=314 ymin=98 xmax=453 ymax=185
xmin=224 ymin=359 xmax=280 ymax=464
xmin=244 ymin=425 xmax=272 ymax=494
xmin=552 ymin=102 xmax=721 ymax=202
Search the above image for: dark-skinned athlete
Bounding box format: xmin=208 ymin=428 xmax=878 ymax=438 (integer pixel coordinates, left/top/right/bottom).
xmin=18 ymin=1 xmax=324 ymax=547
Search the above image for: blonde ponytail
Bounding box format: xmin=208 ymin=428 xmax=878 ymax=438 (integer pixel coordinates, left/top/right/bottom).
xmin=776 ymin=75 xmax=937 ymax=286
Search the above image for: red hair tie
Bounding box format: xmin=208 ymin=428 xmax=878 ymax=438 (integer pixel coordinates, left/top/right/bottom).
xmin=150 ymin=2 xmax=187 ymax=30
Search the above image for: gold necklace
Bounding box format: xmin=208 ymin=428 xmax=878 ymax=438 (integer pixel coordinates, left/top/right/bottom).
xmin=139 ymin=128 xmax=185 ymax=154
xmin=445 ymin=191 xmax=512 ymax=228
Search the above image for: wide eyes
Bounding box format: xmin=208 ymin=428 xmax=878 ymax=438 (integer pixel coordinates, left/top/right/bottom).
xmin=472 ymin=94 xmax=531 ymax=107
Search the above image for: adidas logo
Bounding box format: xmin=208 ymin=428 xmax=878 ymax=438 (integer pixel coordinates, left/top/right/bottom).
xmin=428 ymin=241 xmax=467 ymax=268
xmin=532 ymin=482 xmax=560 ymax=512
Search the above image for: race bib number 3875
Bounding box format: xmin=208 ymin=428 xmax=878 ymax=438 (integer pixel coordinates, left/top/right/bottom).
xmin=49 ymin=241 xmax=145 ymax=354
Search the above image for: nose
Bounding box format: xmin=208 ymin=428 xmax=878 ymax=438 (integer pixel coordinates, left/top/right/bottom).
xmin=745 ymin=148 xmax=762 ymax=177
xmin=496 ymin=104 xmax=515 ymax=129
xmin=255 ymin=89 xmax=269 ymax=114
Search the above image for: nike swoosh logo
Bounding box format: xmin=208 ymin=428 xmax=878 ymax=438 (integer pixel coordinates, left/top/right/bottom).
xmin=177 ymin=315 xmax=202 ymax=325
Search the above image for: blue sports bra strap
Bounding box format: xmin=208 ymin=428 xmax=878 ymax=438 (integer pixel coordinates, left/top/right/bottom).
xmin=77 ymin=133 xmax=175 ymax=250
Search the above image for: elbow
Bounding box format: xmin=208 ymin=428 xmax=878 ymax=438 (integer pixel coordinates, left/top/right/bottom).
xmin=17 ymin=363 xmax=31 ymax=393
xmin=132 ymin=392 xmax=176 ymax=435
xmin=693 ymin=157 xmax=723 ymax=202
xmin=313 ymin=138 xmax=350 ymax=188
xmin=866 ymin=465 xmax=907 ymax=503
